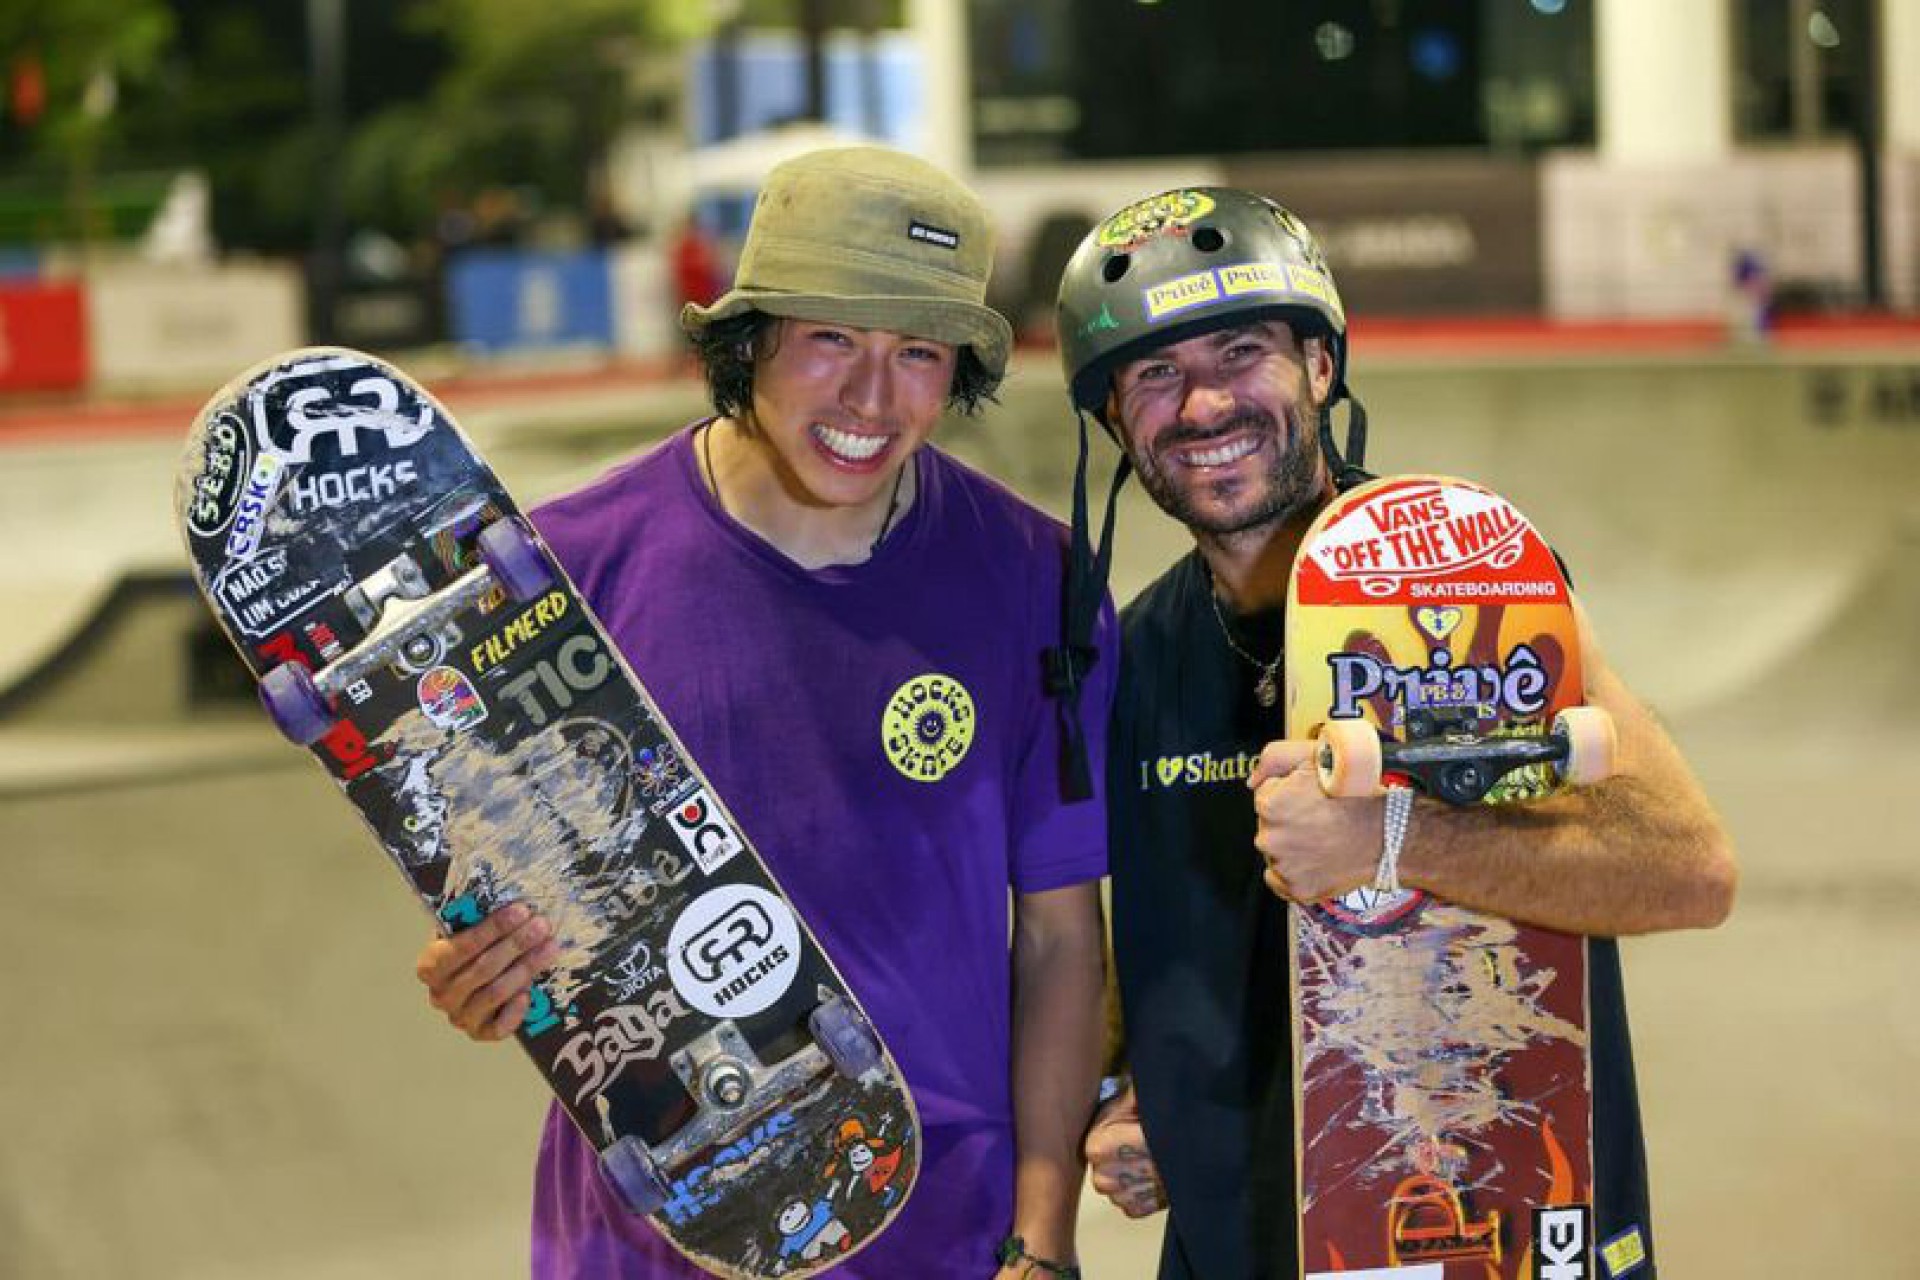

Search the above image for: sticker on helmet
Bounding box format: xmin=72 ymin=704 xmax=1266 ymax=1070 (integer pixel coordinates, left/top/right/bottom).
xmin=1144 ymin=269 xmax=1222 ymax=320
xmin=1097 ymin=190 xmax=1216 ymax=250
xmin=1287 ymin=264 xmax=1346 ymax=321
xmin=1272 ymin=206 xmax=1334 ymax=274
xmin=1144 ymin=262 xmax=1299 ymax=321
xmin=1219 ymin=262 xmax=1287 ymax=296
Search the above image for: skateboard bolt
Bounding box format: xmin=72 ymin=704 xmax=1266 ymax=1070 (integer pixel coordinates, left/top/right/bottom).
xmin=702 ymin=1059 xmax=751 ymax=1109
xmin=402 ymin=633 xmax=440 ymax=666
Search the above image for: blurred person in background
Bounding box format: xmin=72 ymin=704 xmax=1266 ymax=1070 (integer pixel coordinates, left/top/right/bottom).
xmin=1053 ymin=187 xmax=1738 ymax=1279
xmin=414 ymin=146 xmax=1112 ymax=1279
xmin=671 ymin=214 xmax=725 ymax=311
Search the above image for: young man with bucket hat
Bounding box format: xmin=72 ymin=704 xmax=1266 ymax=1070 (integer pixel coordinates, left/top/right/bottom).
xmin=414 ymin=147 xmax=1112 ymax=1278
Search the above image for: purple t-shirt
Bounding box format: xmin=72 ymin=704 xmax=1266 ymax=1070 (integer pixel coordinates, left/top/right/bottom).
xmin=525 ymin=425 xmax=1114 ymax=1277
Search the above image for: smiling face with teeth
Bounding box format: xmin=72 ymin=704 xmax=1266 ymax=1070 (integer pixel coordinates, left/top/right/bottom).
xmin=735 ymin=317 xmax=958 ymax=530
xmin=1109 ymin=319 xmax=1336 ymax=542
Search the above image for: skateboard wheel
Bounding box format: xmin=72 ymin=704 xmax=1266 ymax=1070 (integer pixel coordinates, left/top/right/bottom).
xmin=259 ymin=662 xmax=336 ymax=746
xmin=1315 ymin=719 xmax=1384 ymax=798
xmin=477 ymin=517 xmax=555 ymax=602
xmin=810 ymin=996 xmax=882 ymax=1080
xmin=601 ymin=1137 xmax=671 ymax=1216
xmin=1553 ymin=706 xmax=1616 ymax=787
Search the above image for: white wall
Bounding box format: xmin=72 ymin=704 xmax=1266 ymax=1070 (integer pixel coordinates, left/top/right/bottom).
xmin=86 ymin=261 xmax=305 ymax=393
xmin=1543 ymin=146 xmax=1861 ymax=318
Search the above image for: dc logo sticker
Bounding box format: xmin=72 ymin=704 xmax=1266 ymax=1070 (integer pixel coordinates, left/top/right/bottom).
xmin=881 ymin=672 xmax=976 ymax=783
xmin=668 ymin=786 xmax=744 ymax=875
xmin=666 ymin=885 xmax=802 ymax=1019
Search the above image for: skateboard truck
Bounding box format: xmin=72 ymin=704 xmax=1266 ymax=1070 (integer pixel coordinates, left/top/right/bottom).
xmin=1314 ymin=707 xmax=1615 ymax=807
xmin=599 ymin=990 xmax=882 ymax=1216
xmin=258 ymin=517 xmax=554 ymax=744
xmin=344 ymin=551 xmax=455 ymax=673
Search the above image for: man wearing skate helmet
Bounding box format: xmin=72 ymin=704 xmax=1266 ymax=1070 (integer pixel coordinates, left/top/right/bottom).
xmin=415 ymin=147 xmax=1111 ymax=1278
xmin=1055 ymin=187 xmax=1736 ymax=1277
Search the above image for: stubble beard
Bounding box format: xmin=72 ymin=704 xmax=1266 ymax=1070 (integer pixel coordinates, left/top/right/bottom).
xmin=1133 ymin=396 xmax=1326 ymax=540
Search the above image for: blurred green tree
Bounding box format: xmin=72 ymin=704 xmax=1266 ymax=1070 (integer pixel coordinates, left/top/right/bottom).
xmin=0 ymin=0 xmax=177 ymax=245
xmin=362 ymin=0 xmax=709 ymax=247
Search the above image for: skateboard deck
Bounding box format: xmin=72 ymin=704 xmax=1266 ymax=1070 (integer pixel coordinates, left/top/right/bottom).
xmin=173 ymin=347 xmax=918 ymax=1278
xmin=1284 ymin=474 xmax=1607 ymax=1279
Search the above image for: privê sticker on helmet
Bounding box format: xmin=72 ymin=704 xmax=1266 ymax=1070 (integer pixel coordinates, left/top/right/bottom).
xmin=1144 ymin=262 xmax=1283 ymax=320
xmin=1287 ymin=263 xmax=1346 ymax=322
xmin=1142 ymin=261 xmax=1344 ymax=324
xmin=1096 ymin=190 xmax=1216 ymax=250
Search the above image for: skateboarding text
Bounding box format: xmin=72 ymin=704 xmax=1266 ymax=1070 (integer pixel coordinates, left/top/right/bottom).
xmin=1408 ymin=579 xmax=1561 ymax=600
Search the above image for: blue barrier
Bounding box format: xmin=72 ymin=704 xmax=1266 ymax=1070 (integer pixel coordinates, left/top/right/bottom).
xmin=446 ymin=249 xmax=615 ymax=352
xmin=0 ymin=247 xmax=43 ymax=280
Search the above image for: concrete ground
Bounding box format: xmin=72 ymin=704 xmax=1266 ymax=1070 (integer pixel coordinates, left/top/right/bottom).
xmin=1 ymin=346 xmax=1914 ymax=1277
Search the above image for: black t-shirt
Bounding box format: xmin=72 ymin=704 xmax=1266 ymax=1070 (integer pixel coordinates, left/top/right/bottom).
xmin=1108 ymin=550 xmax=1657 ymax=1279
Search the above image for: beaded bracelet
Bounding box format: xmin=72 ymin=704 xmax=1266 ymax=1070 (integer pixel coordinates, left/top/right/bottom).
xmin=996 ymin=1235 xmax=1082 ymax=1279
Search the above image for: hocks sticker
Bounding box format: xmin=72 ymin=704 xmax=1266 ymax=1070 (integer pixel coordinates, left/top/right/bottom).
xmin=882 ymin=672 xmax=976 ymax=782
xmin=667 ymin=885 xmax=801 ymax=1018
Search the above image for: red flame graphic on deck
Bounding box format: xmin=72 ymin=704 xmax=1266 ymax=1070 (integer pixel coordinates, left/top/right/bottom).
xmin=1514 ymin=1119 xmax=1583 ymax=1276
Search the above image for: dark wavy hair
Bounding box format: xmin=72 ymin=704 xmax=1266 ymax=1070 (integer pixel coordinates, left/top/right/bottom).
xmin=687 ymin=311 xmax=1003 ymax=420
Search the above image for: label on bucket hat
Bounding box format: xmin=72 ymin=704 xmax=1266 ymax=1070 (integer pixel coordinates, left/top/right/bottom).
xmin=908 ymin=221 xmax=960 ymax=250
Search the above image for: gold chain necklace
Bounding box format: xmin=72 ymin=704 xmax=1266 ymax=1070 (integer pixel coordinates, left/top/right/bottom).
xmin=1204 ymin=567 xmax=1283 ymax=708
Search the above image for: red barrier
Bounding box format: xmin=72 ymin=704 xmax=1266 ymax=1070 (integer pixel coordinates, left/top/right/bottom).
xmin=0 ymin=282 xmax=88 ymax=392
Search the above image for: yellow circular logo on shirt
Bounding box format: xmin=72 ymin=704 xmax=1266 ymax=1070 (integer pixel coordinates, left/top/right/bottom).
xmin=882 ymin=673 xmax=976 ymax=782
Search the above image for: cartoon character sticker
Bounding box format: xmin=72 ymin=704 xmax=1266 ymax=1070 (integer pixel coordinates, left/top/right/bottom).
xmin=774 ymin=1197 xmax=850 ymax=1270
xmin=824 ymin=1117 xmax=906 ymax=1207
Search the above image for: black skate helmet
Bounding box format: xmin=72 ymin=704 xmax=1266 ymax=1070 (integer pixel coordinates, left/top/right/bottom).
xmin=1056 ymin=187 xmax=1350 ymax=423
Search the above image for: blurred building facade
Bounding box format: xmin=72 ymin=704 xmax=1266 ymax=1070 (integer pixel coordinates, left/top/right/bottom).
xmin=4 ymin=0 xmax=1918 ymax=396
xmin=961 ymin=0 xmax=1920 ymax=324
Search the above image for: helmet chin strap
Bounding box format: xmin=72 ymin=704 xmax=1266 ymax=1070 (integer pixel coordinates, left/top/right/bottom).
xmin=1317 ymin=393 xmax=1375 ymax=493
xmin=1046 ymin=406 xmax=1132 ymax=803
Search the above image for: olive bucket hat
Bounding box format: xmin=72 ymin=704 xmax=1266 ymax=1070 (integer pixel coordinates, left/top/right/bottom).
xmin=680 ymin=146 xmax=1013 ymax=378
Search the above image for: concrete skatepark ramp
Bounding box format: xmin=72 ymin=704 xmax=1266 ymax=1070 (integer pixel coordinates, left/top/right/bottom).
xmin=0 ymin=569 xmax=215 ymax=726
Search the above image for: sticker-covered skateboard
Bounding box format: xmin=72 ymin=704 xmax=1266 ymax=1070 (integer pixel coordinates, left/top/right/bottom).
xmin=174 ymin=347 xmax=918 ymax=1278
xmin=1284 ymin=473 xmax=1616 ymax=1279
